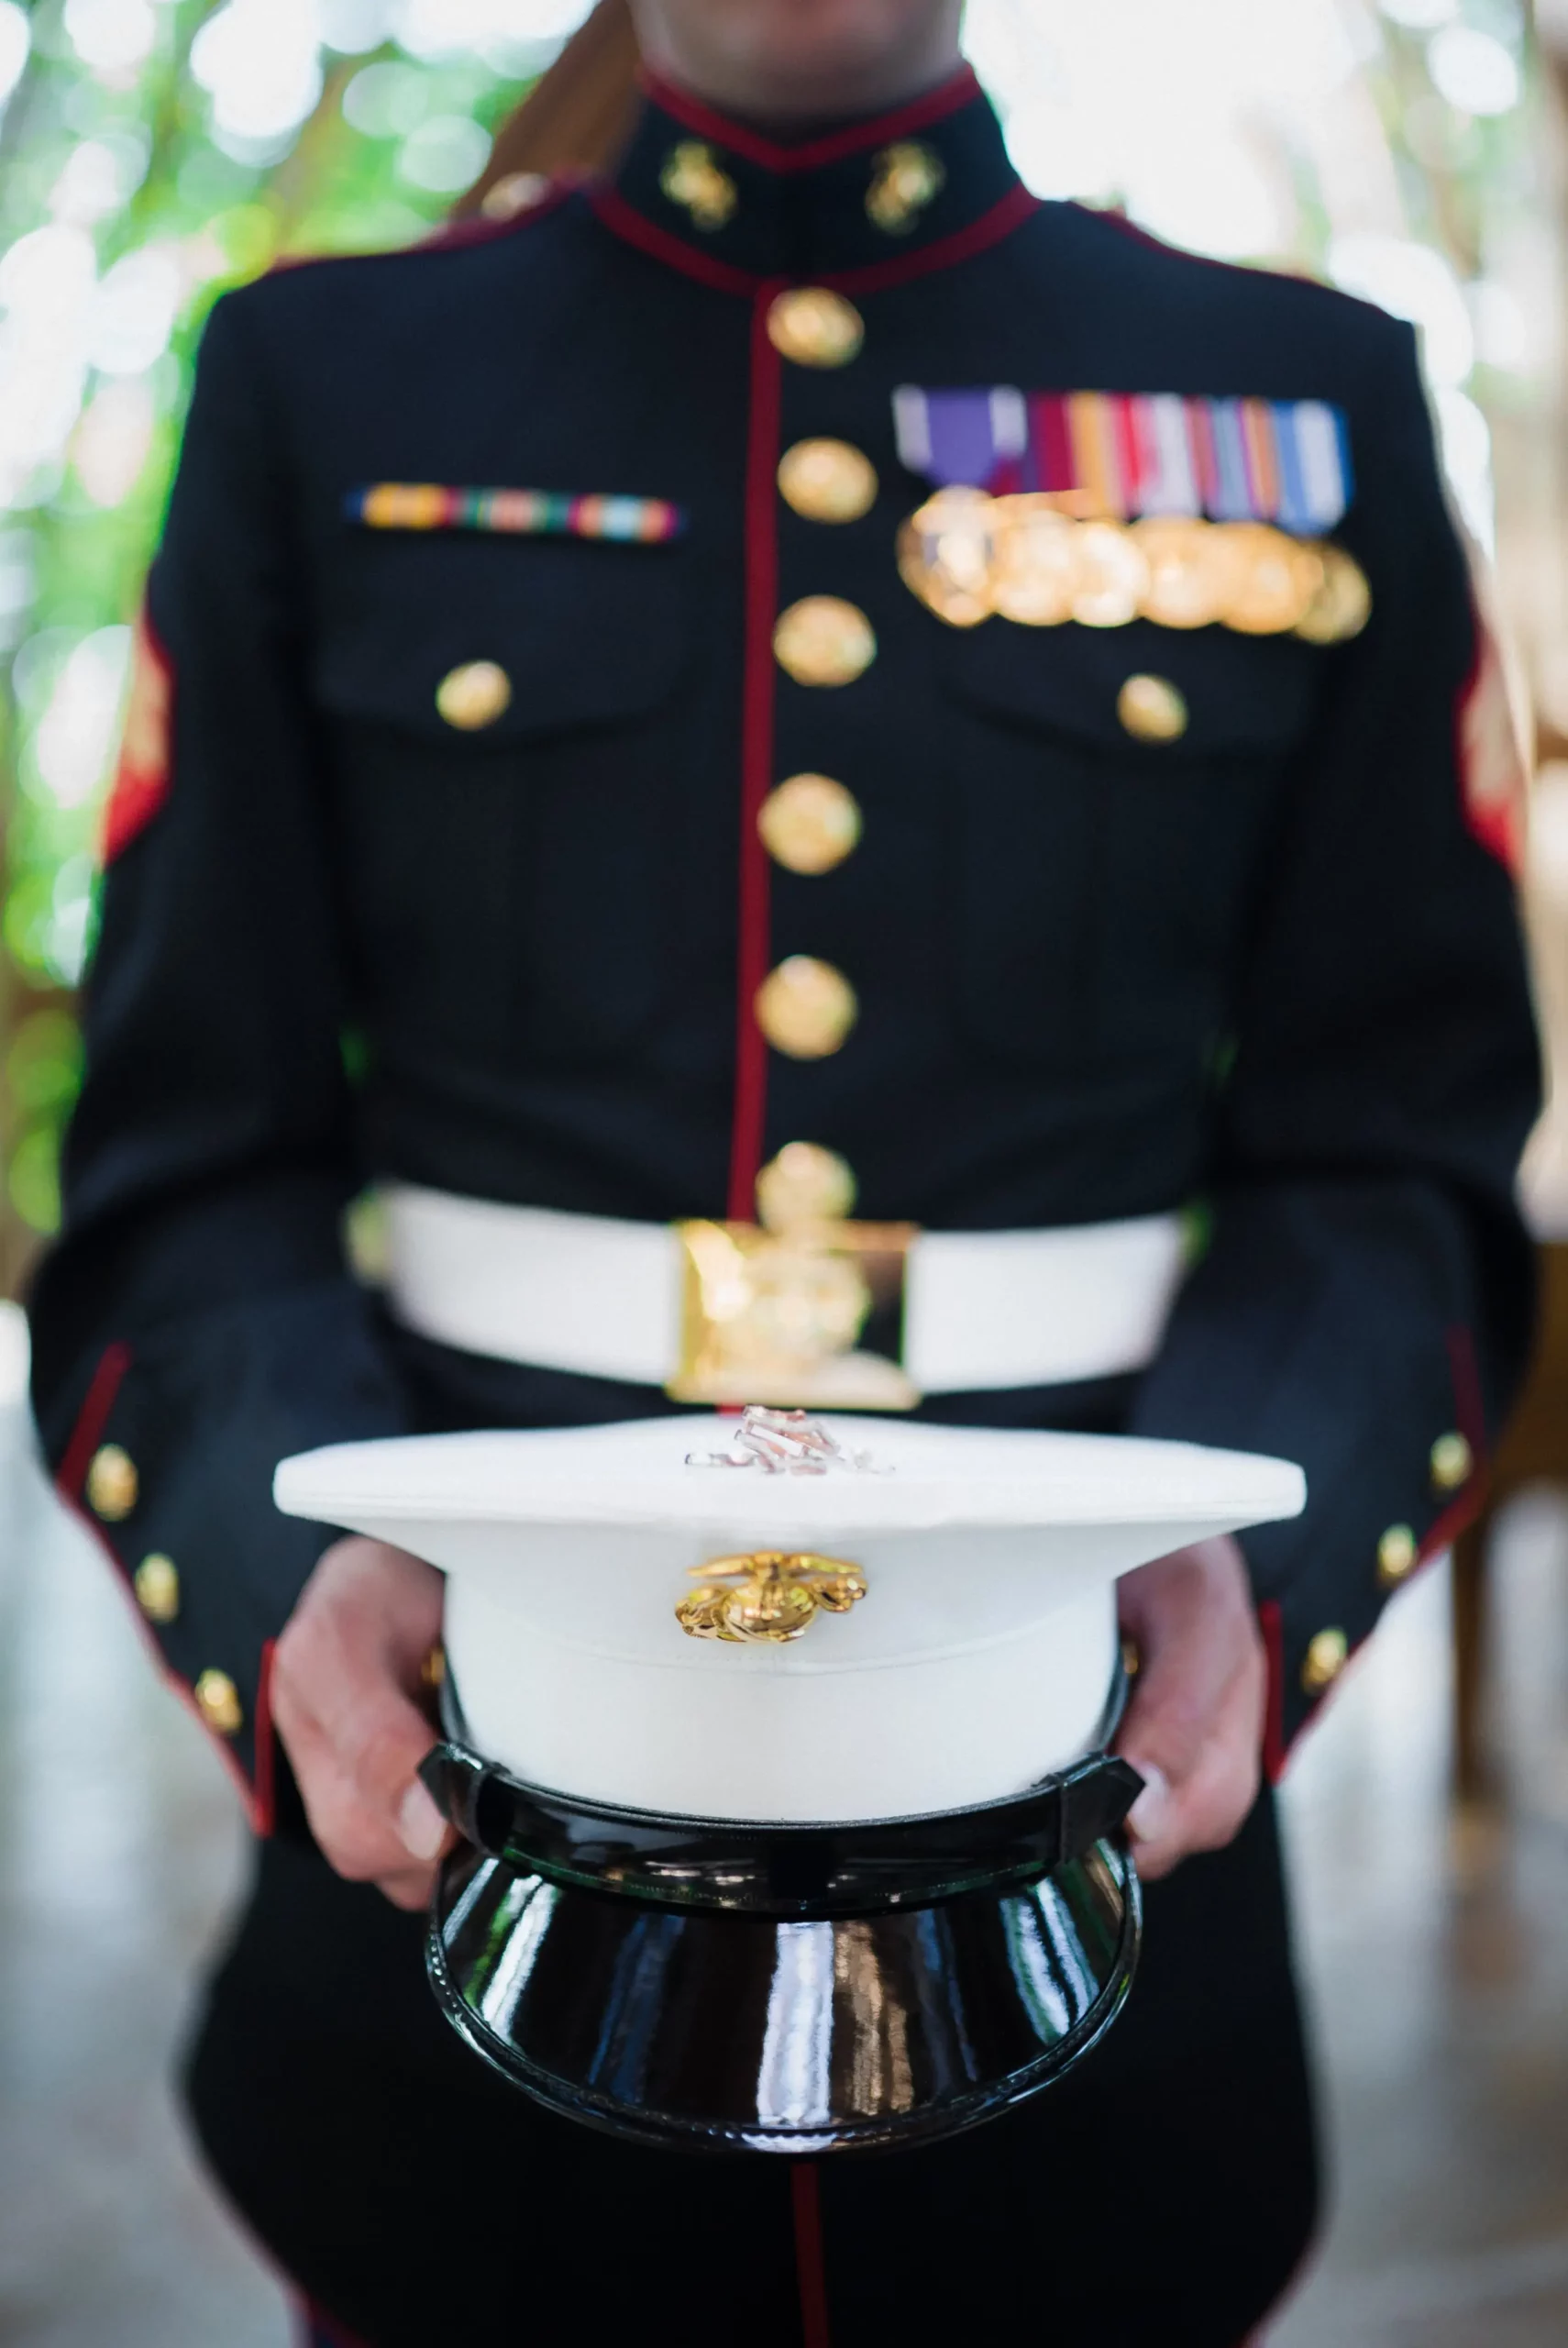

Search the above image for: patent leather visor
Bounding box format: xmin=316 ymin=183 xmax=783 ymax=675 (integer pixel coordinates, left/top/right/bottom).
xmin=421 ymin=1741 xmax=1143 ymax=2154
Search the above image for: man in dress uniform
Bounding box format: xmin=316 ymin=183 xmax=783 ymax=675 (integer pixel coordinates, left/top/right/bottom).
xmin=27 ymin=0 xmax=1540 ymax=2340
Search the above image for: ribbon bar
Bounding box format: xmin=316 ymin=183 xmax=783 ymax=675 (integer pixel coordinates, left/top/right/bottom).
xmin=347 ymin=484 xmax=686 ymax=541
xmin=893 ymin=387 xmax=1353 ymax=534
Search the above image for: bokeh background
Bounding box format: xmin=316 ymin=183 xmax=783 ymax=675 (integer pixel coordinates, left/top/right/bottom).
xmin=4 ymin=2 xmax=1568 ymax=2342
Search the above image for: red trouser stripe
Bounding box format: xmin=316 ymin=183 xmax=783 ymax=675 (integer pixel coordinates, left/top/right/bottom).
xmin=791 ymin=2162 xmax=834 ymax=2348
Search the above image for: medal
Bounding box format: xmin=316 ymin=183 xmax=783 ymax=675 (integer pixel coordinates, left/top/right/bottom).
xmin=1071 ymin=520 xmax=1148 ymax=629
xmin=990 ymin=495 xmax=1078 ymax=626
xmin=898 ymin=486 xmax=996 ymax=628
xmin=1294 ymin=543 xmax=1372 ymax=645
xmin=1132 ymin=516 xmax=1222 ymax=631
xmin=1217 ymin=523 xmax=1323 ymax=636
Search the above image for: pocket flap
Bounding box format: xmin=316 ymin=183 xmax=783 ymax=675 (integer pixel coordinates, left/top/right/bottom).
xmin=952 ymin=617 xmax=1323 ymax=759
xmin=314 ymin=531 xmax=690 ymax=742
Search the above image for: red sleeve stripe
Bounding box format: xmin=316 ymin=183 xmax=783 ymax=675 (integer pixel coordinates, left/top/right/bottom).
xmin=56 ymin=1339 xmax=133 ymax=1501
xmin=101 ymin=612 xmax=174 ymax=865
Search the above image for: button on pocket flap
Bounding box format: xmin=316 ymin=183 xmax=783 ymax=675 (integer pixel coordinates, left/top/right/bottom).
xmin=952 ymin=620 xmax=1322 ymax=759
xmin=315 ymin=533 xmax=690 ymax=741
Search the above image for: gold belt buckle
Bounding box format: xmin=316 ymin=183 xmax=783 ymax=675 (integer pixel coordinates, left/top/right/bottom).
xmin=668 ymin=1217 xmax=921 ymax=1410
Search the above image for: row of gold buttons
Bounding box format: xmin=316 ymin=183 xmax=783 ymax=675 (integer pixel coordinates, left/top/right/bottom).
xmin=754 ymin=290 xmax=875 ymax=1073
xmin=750 ymin=292 xmax=874 ymax=1209
xmin=85 ymin=1443 xmax=243 ymax=1736
xmin=1301 ymin=1431 xmax=1475 ymax=1694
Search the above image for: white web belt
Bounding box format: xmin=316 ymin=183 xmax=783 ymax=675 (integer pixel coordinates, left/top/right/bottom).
xmin=377 ymin=1182 xmax=1188 ymax=1405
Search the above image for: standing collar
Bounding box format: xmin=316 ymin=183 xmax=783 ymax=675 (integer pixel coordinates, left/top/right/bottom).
xmin=596 ymin=65 xmax=1033 ymax=290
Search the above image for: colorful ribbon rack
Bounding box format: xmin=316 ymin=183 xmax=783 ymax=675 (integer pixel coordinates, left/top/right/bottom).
xmin=897 ymin=489 xmax=1370 ymax=643
xmin=347 ymin=485 xmax=686 ymax=542
xmin=891 ymin=387 xmax=1353 ymax=537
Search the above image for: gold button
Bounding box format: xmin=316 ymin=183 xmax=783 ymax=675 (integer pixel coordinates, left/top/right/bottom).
xmin=773 ymin=597 xmax=876 ymax=689
xmin=134 ymin=1553 xmax=180 ymax=1623
xmin=1118 ymin=674 xmax=1189 ymax=744
xmin=658 ymin=140 xmax=738 ymax=231
xmin=867 ymin=139 xmax=945 ymax=234
xmin=86 ymin=1444 xmax=138 ymax=1522
xmin=194 ymin=1668 xmax=243 ymax=1737
xmin=1376 ymin=1524 xmax=1419 ymax=1588
xmin=777 ymin=438 xmax=878 ymax=526
xmin=757 ymin=773 xmax=862 ymax=875
xmin=480 ymin=171 xmax=550 ymax=221
xmin=436 ymin=660 xmax=512 ymax=730
xmin=755 ymin=957 xmax=858 ymax=1058
xmin=767 ymin=287 xmax=865 ymax=369
xmin=1430 ymin=1431 xmax=1474 ymax=1492
xmin=756 ymin=1142 xmax=857 ymax=1231
xmin=1302 ymin=1627 xmax=1348 ymax=1695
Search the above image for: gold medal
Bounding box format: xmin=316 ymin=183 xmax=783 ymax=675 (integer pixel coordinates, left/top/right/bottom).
xmin=897 ymin=486 xmax=996 ymax=628
xmin=1132 ymin=517 xmax=1222 ymax=631
xmin=989 ymin=494 xmax=1078 ymax=626
xmin=1071 ymin=521 xmax=1148 ymax=629
xmin=1215 ymin=523 xmax=1323 ymax=636
xmin=1294 ymin=543 xmax=1372 ymax=645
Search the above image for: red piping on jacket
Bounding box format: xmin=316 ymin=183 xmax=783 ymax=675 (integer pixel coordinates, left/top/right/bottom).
xmin=639 ymin=63 xmax=982 ymax=174
xmin=589 ymin=181 xmax=1039 ymax=301
xmin=102 ymin=615 xmax=175 ymax=865
xmin=825 ymin=183 xmax=1041 ymax=296
xmin=726 ymin=284 xmax=787 ymax=1224
xmin=1445 ymin=1322 xmax=1487 ymax=1458
xmin=71 ymin=1500 xmax=271 ymax=1831
xmin=1452 ymin=594 xmax=1526 ymax=877
xmin=791 ymin=2162 xmax=834 ymax=2348
xmin=56 ymin=1339 xmax=132 ymax=1499
xmin=1271 ymin=1479 xmax=1491 ymax=1776
xmin=590 ymin=182 xmax=762 ymax=295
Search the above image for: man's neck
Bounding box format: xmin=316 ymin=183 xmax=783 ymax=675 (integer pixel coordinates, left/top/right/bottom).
xmin=635 ymin=26 xmax=964 ymax=130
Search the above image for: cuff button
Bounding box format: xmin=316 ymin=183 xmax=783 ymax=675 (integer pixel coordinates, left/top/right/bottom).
xmin=1302 ymin=1626 xmax=1348 ymax=1694
xmin=194 ymin=1669 xmax=243 ymax=1737
xmin=86 ymin=1444 xmax=138 ymax=1522
xmin=134 ymin=1553 xmax=180 ymax=1623
xmin=1430 ymin=1431 xmax=1474 ymax=1493
xmin=1376 ymin=1524 xmax=1419 ymax=1588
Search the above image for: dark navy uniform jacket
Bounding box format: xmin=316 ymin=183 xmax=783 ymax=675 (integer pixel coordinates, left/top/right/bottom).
xmin=28 ymin=67 xmax=1539 ymax=1832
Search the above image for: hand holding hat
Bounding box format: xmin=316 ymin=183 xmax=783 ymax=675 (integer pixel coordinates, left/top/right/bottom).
xmin=1113 ymin=1534 xmax=1267 ymax=1882
xmin=271 ymin=1534 xmax=456 ymax=1911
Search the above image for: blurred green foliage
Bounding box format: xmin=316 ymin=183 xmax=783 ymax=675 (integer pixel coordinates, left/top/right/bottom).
xmin=0 ymin=0 xmax=556 ymax=1257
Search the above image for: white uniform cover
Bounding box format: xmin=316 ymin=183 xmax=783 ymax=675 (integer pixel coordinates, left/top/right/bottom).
xmin=276 ymin=1416 xmax=1303 ymax=1822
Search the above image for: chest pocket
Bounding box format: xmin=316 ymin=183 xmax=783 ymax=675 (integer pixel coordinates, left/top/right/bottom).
xmin=945 ymin=618 xmax=1322 ymax=1071
xmin=315 ymin=531 xmax=693 ymax=1069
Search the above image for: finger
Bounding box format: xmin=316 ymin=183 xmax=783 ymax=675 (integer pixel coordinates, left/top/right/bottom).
xmin=273 ymin=1694 xmax=449 ymax=1882
xmin=1117 ymin=1557 xmax=1263 ymax=1798
xmin=272 ymin=1540 xmax=452 ymax=1877
xmin=1125 ymin=1678 xmax=1264 ymax=1879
